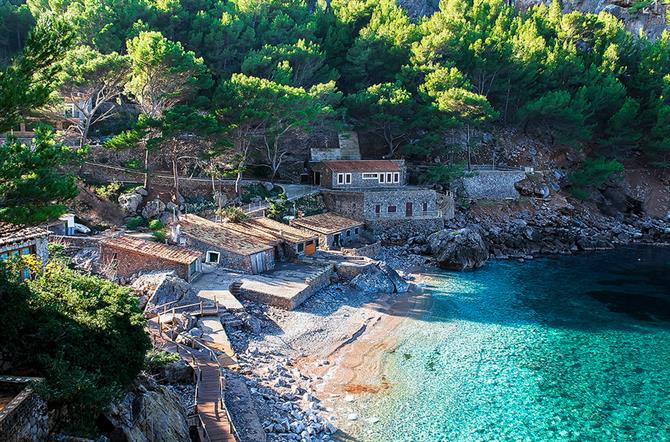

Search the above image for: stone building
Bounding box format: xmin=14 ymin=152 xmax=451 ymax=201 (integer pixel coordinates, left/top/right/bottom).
xmin=309 ymin=159 xmax=449 ymax=239
xmin=236 ymin=217 xmax=319 ymax=258
xmin=310 ymin=131 xmax=362 ymax=162
xmin=175 ymin=214 xmax=276 ymax=274
xmin=0 ymin=223 xmax=49 ymax=277
xmin=99 ymin=236 xmax=203 ymax=282
xmin=312 ymin=160 xmax=406 ymax=189
xmin=291 ymin=213 xmax=364 ymax=250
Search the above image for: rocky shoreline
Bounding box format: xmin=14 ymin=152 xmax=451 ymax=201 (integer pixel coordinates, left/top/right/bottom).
xmin=404 ymin=197 xmax=670 ymax=270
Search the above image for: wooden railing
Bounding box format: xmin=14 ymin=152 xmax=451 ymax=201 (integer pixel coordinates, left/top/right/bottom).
xmin=153 ymin=314 xmax=240 ymax=442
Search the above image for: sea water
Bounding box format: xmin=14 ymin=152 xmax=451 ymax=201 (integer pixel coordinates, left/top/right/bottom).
xmin=349 ymin=246 xmax=670 ymax=442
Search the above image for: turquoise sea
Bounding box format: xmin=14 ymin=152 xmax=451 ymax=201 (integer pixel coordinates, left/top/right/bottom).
xmin=349 ymin=246 xmax=670 ymax=442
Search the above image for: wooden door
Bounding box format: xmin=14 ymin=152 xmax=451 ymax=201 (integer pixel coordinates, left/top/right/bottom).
xmin=250 ymin=253 xmax=267 ymax=274
xmin=304 ymin=241 xmax=316 ymax=256
xmin=406 ymin=202 xmax=413 ymax=217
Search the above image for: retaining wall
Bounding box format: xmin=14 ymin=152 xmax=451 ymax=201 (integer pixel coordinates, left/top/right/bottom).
xmin=0 ymin=377 xmax=48 ymax=442
xmin=366 ymin=218 xmax=445 ymax=240
xmin=460 ymin=170 xmax=527 ymax=199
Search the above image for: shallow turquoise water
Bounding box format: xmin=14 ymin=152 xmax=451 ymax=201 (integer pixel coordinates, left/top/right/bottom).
xmin=350 ymin=247 xmax=670 ymax=442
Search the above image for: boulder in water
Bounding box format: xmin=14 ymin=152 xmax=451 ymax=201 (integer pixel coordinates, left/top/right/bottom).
xmin=428 ymin=227 xmax=489 ymax=270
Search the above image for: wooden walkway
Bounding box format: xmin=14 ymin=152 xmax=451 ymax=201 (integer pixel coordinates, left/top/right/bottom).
xmin=148 ymin=319 xmax=237 ymax=442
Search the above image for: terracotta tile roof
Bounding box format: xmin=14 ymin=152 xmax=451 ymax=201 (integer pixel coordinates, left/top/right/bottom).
xmin=290 ymin=213 xmax=363 ymax=235
xmin=0 ymin=223 xmax=49 ymax=247
xmin=101 ymin=236 xmax=202 ymax=264
xmin=321 ymin=160 xmax=402 ymax=172
xmin=178 ymin=214 xmax=274 ymax=256
xmin=239 ymin=218 xmax=318 ymax=245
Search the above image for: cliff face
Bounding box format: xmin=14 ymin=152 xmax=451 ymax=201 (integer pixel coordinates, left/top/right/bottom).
xmin=397 ymin=0 xmax=668 ymax=39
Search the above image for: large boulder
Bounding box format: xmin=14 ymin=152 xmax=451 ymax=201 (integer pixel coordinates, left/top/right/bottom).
xmin=142 ymin=199 xmax=166 ymax=219
xmin=428 ymin=227 xmax=489 ymax=270
xmin=377 ymin=262 xmax=409 ymax=293
xmin=132 ymin=272 xmax=197 ymax=312
xmin=119 ymin=192 xmax=144 ymax=215
xmin=105 ymin=377 xmax=191 ymax=442
xmin=349 ymin=265 xmax=395 ymax=294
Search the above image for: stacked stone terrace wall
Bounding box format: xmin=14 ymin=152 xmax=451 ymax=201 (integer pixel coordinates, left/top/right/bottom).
xmin=0 ymin=377 xmax=48 ymax=442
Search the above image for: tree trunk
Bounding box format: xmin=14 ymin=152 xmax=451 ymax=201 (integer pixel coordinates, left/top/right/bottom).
xmin=172 ymin=157 xmax=179 ymax=195
xmin=143 ymin=146 xmax=150 ymax=189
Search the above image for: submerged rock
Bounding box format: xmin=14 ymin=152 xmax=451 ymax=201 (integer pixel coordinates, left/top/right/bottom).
xmin=428 ymin=227 xmax=489 ymax=270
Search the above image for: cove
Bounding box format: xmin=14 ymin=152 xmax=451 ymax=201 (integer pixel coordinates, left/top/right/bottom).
xmin=349 ymin=246 xmax=670 ymax=441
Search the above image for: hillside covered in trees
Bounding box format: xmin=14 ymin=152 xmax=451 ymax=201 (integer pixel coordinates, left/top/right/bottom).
xmin=1 ymin=0 xmax=669 ymax=199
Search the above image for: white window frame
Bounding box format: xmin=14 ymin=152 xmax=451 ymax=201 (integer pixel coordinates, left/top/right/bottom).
xmin=393 ymin=172 xmax=400 ymax=183
xmin=337 ymin=173 xmax=351 ymax=185
xmin=206 ymin=251 xmax=220 ymax=264
xmin=362 ymin=173 xmax=379 ymax=180
xmin=379 ymin=173 xmax=386 ymax=183
xmin=386 ymin=173 xmax=392 ymax=183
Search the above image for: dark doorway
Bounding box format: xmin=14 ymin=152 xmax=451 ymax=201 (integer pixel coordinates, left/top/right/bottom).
xmin=406 ymin=202 xmax=413 ymax=217
xmin=314 ymin=172 xmax=321 ymax=186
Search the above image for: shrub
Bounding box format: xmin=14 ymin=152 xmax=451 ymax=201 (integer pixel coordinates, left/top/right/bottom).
xmin=266 ymin=193 xmax=289 ymax=221
xmin=145 ymin=350 xmax=180 ymax=371
xmin=94 ymin=182 xmax=122 ymax=200
xmin=126 ymin=216 xmax=145 ymax=230
xmin=148 ymin=219 xmax=164 ymax=231
xmin=569 ymin=157 xmax=624 ymax=200
xmin=217 ymin=206 xmax=248 ymax=223
xmin=0 ymin=261 xmax=150 ymax=429
xmin=151 ymin=230 xmax=166 ymax=243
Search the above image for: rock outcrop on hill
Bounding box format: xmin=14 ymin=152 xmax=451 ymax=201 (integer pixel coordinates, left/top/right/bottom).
xmin=104 ymin=377 xmax=191 ymax=442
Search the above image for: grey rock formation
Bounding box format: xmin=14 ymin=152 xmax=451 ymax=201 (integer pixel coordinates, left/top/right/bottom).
xmin=118 ymin=192 xmax=144 ymax=215
xmin=132 ymin=272 xmax=197 ymax=312
xmin=156 ymin=360 xmax=194 ymax=384
xmin=349 ymin=266 xmax=396 ymax=294
xmin=428 ymin=227 xmax=489 ymax=270
xmin=105 ymin=377 xmax=191 ymax=442
xmin=142 ymin=199 xmax=166 ymax=219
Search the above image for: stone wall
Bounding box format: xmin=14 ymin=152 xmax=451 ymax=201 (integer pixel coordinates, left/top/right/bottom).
xmin=460 ymin=170 xmax=528 ymax=199
xmin=361 ymin=189 xmax=439 ymax=220
xmin=182 ymin=235 xmax=275 ymax=274
xmin=99 ymin=244 xmax=199 ymax=282
xmin=0 ymin=377 xmax=49 ymax=442
xmin=341 ymin=241 xmax=382 ymax=259
xmin=320 ymin=191 xmax=365 ymax=220
xmin=366 ymin=218 xmax=445 ymax=240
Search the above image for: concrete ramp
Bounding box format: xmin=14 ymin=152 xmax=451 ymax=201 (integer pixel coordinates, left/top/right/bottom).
xmin=197 ymin=289 xmax=244 ymax=312
xmin=197 ymin=317 xmax=238 ymax=368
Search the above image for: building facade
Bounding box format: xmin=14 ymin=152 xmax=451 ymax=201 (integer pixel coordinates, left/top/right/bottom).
xmin=313 ymin=160 xmax=406 ymax=189
xmin=290 ymin=213 xmax=364 ymax=250
xmin=99 ymin=236 xmax=203 ymax=282
xmin=175 ymin=214 xmax=276 ymax=274
xmin=0 ymin=224 xmax=49 ymax=277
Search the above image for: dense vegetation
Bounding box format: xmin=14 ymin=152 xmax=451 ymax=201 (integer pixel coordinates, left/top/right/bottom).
xmin=0 ymin=257 xmax=150 ymax=431
xmin=1 ymin=0 xmax=668 ymax=194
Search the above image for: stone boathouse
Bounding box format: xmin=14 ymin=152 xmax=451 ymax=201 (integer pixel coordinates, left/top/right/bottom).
xmin=99 ymin=235 xmax=204 ymax=282
xmin=291 ymin=212 xmax=364 ymax=250
xmin=175 ymin=214 xmax=276 ymax=274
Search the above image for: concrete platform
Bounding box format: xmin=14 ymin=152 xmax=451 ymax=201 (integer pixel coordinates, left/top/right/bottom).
xmin=198 ymin=317 xmax=238 ymax=368
xmin=238 ymin=263 xmax=334 ymax=310
xmin=197 ymin=289 xmax=244 ymax=312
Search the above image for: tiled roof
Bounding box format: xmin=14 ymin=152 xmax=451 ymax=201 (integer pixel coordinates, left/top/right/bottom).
xmin=290 ymin=213 xmax=363 ymax=235
xmin=321 ymin=160 xmax=402 ymax=172
xmin=101 ymin=236 xmax=202 ymax=264
xmin=0 ymin=223 xmax=49 ymax=247
xmin=178 ymin=214 xmax=274 ymax=256
xmin=239 ymin=218 xmax=318 ymax=245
